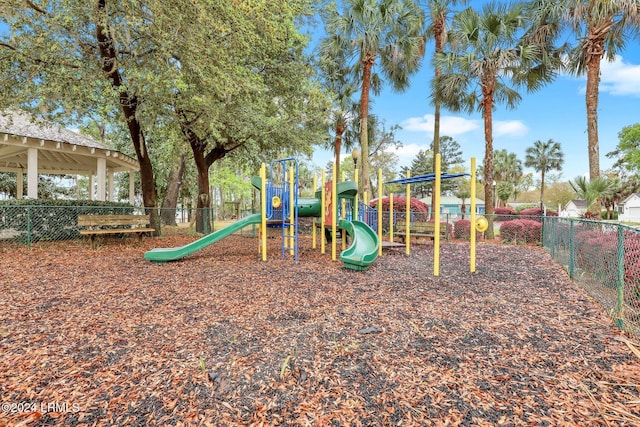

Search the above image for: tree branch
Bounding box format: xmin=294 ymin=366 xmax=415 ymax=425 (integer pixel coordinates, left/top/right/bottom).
xmin=0 ymin=41 xmax=80 ymax=69
xmin=24 ymin=0 xmax=47 ymax=14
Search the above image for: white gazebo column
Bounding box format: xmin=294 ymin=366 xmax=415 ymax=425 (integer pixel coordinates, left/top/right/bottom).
xmin=96 ymin=158 xmax=107 ymax=201
xmin=16 ymin=170 xmax=24 ymax=199
xmin=89 ymin=175 xmax=95 ymax=200
xmin=108 ymin=170 xmax=115 ymax=202
xmin=27 ymin=148 xmax=38 ymax=199
xmin=129 ymin=172 xmax=135 ymax=204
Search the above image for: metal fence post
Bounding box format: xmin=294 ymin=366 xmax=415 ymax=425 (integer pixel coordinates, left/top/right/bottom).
xmin=27 ymin=206 xmax=31 ymax=249
xmin=569 ymin=220 xmax=575 ymax=279
xmin=616 ymin=226 xmax=625 ymax=329
xmin=549 ymin=217 xmax=556 ymax=258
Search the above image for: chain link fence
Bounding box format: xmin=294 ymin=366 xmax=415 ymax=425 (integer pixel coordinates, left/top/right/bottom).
xmin=0 ymin=204 xmax=262 ymax=247
xmin=542 ymin=217 xmax=640 ymax=337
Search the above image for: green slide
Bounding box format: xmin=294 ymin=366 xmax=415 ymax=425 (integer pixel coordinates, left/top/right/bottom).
xmin=144 ymin=214 xmax=262 ymax=263
xmin=338 ymin=219 xmax=380 ymax=271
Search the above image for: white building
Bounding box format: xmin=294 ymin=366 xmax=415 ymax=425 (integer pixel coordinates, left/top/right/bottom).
xmin=619 ymin=193 xmax=640 ymax=223
xmin=561 ymin=200 xmax=588 ymax=218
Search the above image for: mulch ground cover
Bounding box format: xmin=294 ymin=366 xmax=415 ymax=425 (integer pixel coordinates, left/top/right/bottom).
xmin=1 ymin=232 xmax=639 ymax=426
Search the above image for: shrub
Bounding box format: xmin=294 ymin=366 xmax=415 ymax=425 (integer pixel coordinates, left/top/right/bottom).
xmin=371 ymin=196 xmax=429 ymax=222
xmin=624 ymin=231 xmax=640 ymax=305
xmin=453 ymin=219 xmax=482 ymax=241
xmin=499 ymin=219 xmax=542 ymax=244
xmin=574 ymin=229 xmax=620 ymax=287
xmin=514 ymin=205 xmax=537 ymax=214
xmin=494 ymin=207 xmax=516 ymax=221
xmin=518 ymin=208 xmax=557 ymax=222
xmin=519 ymin=208 xmax=544 ymax=217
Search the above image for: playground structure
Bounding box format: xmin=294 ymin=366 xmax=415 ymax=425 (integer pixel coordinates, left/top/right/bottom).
xmin=145 ymin=155 xmax=488 ymax=274
xmin=144 ymin=158 xmax=381 ymax=270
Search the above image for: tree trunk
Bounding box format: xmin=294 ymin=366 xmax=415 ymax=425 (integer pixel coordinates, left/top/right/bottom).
xmin=586 ymin=49 xmax=602 ymax=216
xmin=334 ymin=125 xmax=344 ymax=181
xmin=160 ymin=154 xmax=186 ymax=226
xmin=359 ymin=58 xmax=375 ymax=199
xmin=540 ymin=169 xmax=546 ymax=210
xmin=175 ymin=108 xmax=229 ymax=233
xmin=431 ymin=13 xmax=445 ymax=217
xmin=95 ymin=0 xmax=159 ymax=234
xmin=186 ymin=135 xmax=212 ymax=234
xmin=482 ymin=80 xmax=495 ymax=240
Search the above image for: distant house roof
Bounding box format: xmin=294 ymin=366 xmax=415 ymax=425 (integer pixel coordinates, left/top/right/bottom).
xmin=565 ymin=199 xmax=588 ymax=209
xmin=620 ymin=193 xmax=640 ymax=206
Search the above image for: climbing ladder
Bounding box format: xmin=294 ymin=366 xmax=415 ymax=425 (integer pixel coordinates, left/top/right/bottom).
xmin=268 ymin=158 xmax=299 ymax=261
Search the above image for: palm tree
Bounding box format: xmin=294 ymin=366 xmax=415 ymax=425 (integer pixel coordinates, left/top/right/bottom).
xmin=424 ymin=0 xmax=468 ymax=210
xmin=570 ymin=176 xmax=616 ymax=215
xmin=317 ymin=39 xmax=359 ymax=181
xmin=524 ymin=139 xmax=564 ymax=209
xmin=493 ymin=149 xmax=524 ymax=205
xmin=454 ymin=184 xmax=472 ymax=219
xmin=323 ymin=0 xmax=425 ymax=198
xmin=561 ymin=0 xmax=640 ymax=181
xmin=434 ymin=2 xmax=561 ymax=239
xmin=496 ymin=181 xmax=515 ymax=208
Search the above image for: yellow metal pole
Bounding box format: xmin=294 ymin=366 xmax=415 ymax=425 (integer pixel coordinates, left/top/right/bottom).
xmin=378 ymin=168 xmax=383 ymax=257
xmin=260 ymin=163 xmax=267 ymax=261
xmin=331 ymin=162 xmax=337 ymax=261
xmin=470 ymin=157 xmax=477 ymax=272
xmin=321 ymin=169 xmax=326 ymax=254
xmin=312 ymin=173 xmax=317 ymax=249
xmin=406 ymin=170 xmax=411 ymax=255
xmin=434 ymin=153 xmax=441 ymax=276
xmin=289 ymin=165 xmax=295 ymax=256
xmin=389 ymin=192 xmax=394 ymax=243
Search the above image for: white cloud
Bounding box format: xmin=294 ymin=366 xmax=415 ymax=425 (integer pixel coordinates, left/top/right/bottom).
xmin=493 ymin=120 xmax=528 ymax=138
xmin=600 ymin=55 xmax=640 ymax=97
xmin=385 ymin=143 xmax=423 ymax=164
xmin=401 ymin=114 xmax=480 ymax=136
xmin=402 ymin=114 xmax=528 ymax=138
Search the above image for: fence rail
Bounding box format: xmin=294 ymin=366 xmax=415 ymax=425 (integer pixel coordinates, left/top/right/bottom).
xmin=1 ymin=205 xmax=639 ymax=337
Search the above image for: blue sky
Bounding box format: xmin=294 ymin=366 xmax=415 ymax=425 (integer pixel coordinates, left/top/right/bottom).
xmin=310 ymin=11 xmax=640 ymax=184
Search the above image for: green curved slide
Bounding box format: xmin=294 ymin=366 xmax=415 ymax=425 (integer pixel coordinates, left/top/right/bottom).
xmin=144 ymin=214 xmax=262 ymax=263
xmin=339 ymin=219 xmax=380 ymax=271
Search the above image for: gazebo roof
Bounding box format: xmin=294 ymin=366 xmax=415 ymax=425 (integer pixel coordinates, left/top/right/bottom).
xmin=0 ymin=110 xmax=138 ymax=175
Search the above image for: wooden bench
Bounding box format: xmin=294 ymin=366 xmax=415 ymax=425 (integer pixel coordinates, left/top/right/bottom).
xmin=394 ymin=220 xmax=449 ymax=243
xmin=78 ymin=214 xmax=155 ymax=248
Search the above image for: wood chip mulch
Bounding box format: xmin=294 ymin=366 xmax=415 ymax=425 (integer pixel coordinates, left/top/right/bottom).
xmin=1 ymin=233 xmax=639 ymax=426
